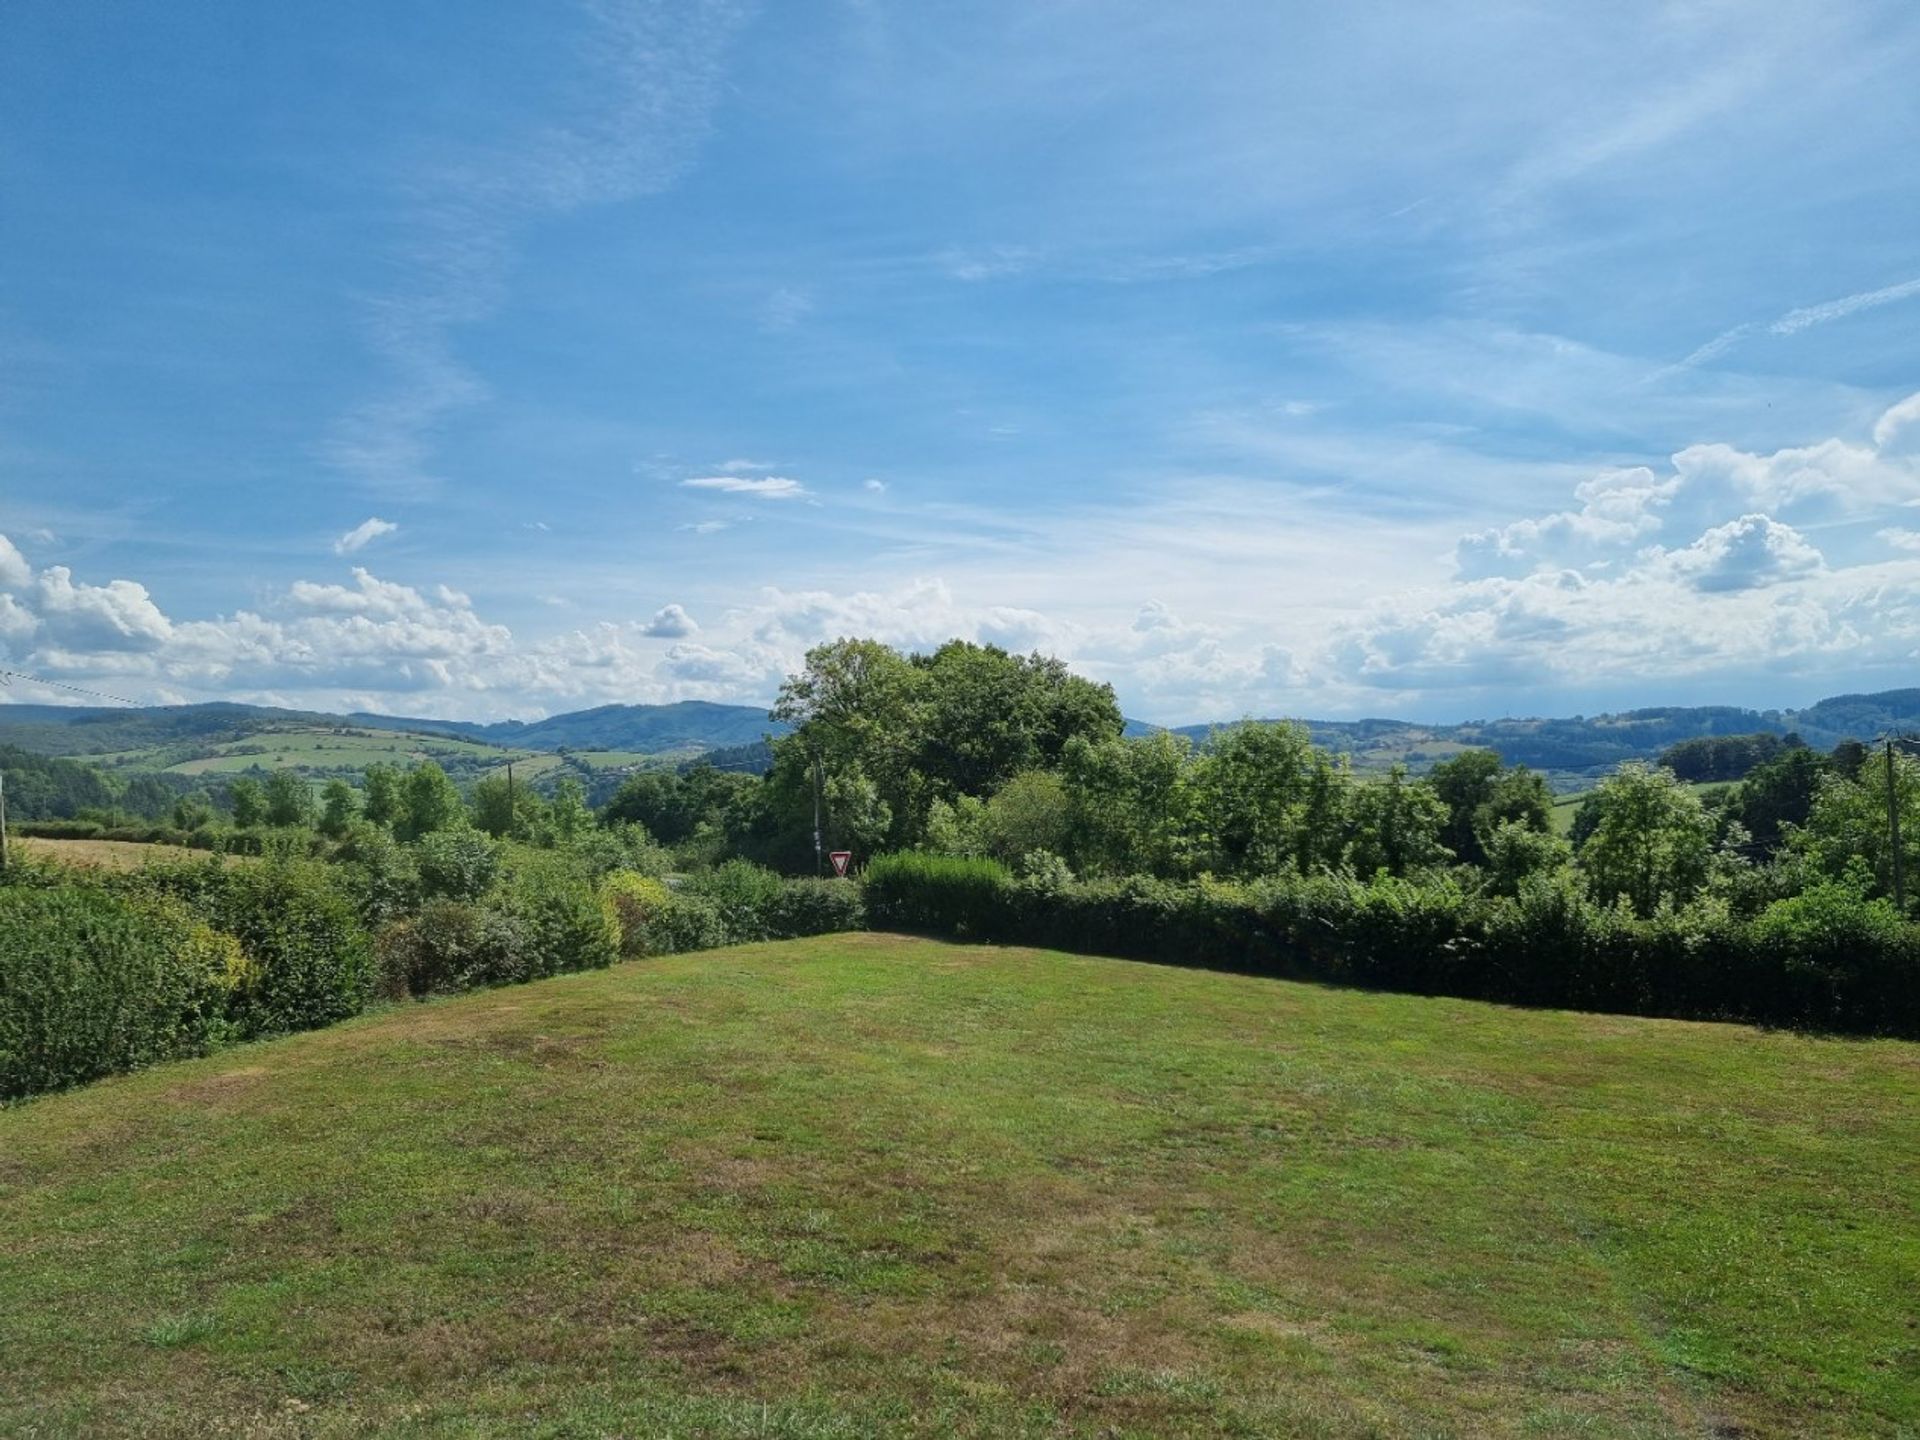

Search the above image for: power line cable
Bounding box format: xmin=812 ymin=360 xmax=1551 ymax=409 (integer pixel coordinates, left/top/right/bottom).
xmin=0 ymin=667 xmax=142 ymax=708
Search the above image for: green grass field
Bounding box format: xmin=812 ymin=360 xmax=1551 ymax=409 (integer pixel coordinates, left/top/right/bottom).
xmin=157 ymin=727 xmax=536 ymax=777
xmin=2 ymin=937 xmax=1914 ymax=1437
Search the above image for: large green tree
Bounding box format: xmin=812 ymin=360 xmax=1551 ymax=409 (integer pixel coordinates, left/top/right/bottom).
xmin=1060 ymin=731 xmax=1196 ymax=877
xmin=1192 ymin=723 xmax=1317 ymax=877
xmin=1343 ymin=766 xmax=1450 ymax=878
xmin=263 ymin=770 xmax=313 ymax=828
xmin=1427 ymin=750 xmax=1552 ymax=867
xmin=1794 ymin=748 xmax=1920 ymax=911
xmin=1579 ymin=762 xmax=1714 ymax=917
xmin=766 ymin=637 xmax=1121 ymax=858
xmin=399 ymin=762 xmax=464 ymax=841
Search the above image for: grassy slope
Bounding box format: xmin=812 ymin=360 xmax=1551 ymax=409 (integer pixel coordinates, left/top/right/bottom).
xmin=15 ymin=836 xmax=238 ymax=871
xmin=1 ymin=937 xmax=1914 ymax=1439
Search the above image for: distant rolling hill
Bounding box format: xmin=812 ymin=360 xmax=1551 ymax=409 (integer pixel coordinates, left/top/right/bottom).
xmin=350 ymin=700 xmax=788 ymax=753
xmin=2 ymin=688 xmax=1914 ymax=793
xmin=0 ymin=699 xmax=788 ymax=789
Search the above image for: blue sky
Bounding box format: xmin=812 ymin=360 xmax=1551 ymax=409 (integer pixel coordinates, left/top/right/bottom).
xmin=3 ymin=0 xmax=1919 ymax=724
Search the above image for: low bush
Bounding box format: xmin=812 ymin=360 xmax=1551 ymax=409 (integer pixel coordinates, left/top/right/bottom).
xmin=415 ymin=829 xmax=499 ymax=902
xmin=644 ymin=891 xmax=730 ymax=954
xmin=1751 ymin=882 xmax=1918 ymax=1032
xmin=864 ymin=853 xmax=1013 ymax=937
xmin=0 ymin=886 xmax=246 ymax=1100
xmin=376 ymin=899 xmax=530 ymax=998
xmin=133 ymin=859 xmax=374 ymax=1037
xmin=762 ymin=877 xmax=866 ymax=938
xmin=602 ymin=870 xmax=676 ymax=957
xmin=863 ymin=851 xmax=1920 ymax=1036
xmin=489 ymin=859 xmax=619 ymax=979
xmin=682 ymin=860 xmax=787 ymax=943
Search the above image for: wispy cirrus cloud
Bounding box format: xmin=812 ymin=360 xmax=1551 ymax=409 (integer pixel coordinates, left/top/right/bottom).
xmin=681 ymin=475 xmax=810 ymax=500
xmin=1770 ymin=275 xmax=1920 ymax=336
xmin=1666 ymin=274 xmax=1920 ymax=375
xmin=325 ymin=1 xmax=751 ymax=496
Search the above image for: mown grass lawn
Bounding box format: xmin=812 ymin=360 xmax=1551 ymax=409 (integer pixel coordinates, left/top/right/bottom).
xmin=1 ymin=936 xmax=1914 ymax=1438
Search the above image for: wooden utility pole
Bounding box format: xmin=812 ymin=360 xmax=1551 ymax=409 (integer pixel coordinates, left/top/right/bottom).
xmin=1887 ymin=740 xmax=1905 ymax=913
xmin=812 ymin=750 xmax=825 ymax=877
xmin=0 ymin=770 xmax=9 ymax=873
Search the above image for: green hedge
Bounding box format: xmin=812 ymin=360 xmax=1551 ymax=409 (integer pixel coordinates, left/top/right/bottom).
xmin=863 ymin=859 xmax=1920 ymax=1036
xmin=131 ymin=859 xmax=375 ymax=1036
xmin=0 ymin=887 xmax=244 ymax=1100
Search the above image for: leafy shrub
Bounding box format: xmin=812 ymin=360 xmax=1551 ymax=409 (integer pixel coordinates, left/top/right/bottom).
xmin=376 ymin=899 xmax=529 ymax=998
xmin=642 ymin=890 xmax=729 ymax=954
xmin=762 ymin=878 xmax=866 ymax=938
xmin=335 ymin=824 xmax=422 ymax=928
xmin=602 ymin=870 xmax=676 ymax=957
xmin=490 ymin=860 xmax=619 ymax=978
xmin=602 ymin=866 xmax=850 ymax=954
xmin=1751 ymin=882 xmax=1918 ymax=1032
xmin=565 ymin=823 xmax=670 ymax=881
xmin=0 ymin=887 xmax=243 ymax=1099
xmin=682 ymin=860 xmax=787 ymax=943
xmin=415 ymin=829 xmax=500 ymax=902
xmin=863 ymin=852 xmax=1013 ymax=937
xmin=136 ymin=859 xmax=374 ymax=1037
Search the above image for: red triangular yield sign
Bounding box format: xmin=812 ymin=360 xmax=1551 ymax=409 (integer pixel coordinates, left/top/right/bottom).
xmin=829 ymin=850 xmax=852 ymax=877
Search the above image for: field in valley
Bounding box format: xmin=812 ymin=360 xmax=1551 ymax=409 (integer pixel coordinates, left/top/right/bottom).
xmin=14 ymin=836 xmax=238 ymax=871
xmin=1 ymin=936 xmax=1914 ymax=1438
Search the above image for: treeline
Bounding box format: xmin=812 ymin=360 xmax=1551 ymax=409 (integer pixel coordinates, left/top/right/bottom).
xmin=8 ymin=638 xmax=1918 ymax=1103
xmin=0 ymin=744 xmax=195 ymax=821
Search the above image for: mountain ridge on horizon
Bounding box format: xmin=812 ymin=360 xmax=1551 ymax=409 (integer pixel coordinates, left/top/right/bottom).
xmin=2 ymin=687 xmax=1916 ymax=790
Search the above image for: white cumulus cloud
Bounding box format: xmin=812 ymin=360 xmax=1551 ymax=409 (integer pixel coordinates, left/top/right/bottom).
xmin=334 ymin=517 xmax=399 ymax=555
xmin=642 ymin=603 xmax=699 ymax=638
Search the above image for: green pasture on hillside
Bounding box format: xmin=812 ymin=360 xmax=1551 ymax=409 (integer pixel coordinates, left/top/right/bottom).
xmin=1 ymin=936 xmax=1914 ymax=1437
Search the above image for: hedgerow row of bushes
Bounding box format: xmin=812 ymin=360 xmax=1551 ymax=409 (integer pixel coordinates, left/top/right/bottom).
xmin=1 ymin=847 xmax=865 ymax=1102
xmin=863 ymin=852 xmax=1920 ymax=1036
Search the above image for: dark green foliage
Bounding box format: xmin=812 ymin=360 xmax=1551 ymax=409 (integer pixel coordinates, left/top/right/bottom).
xmin=1829 ymin=739 xmax=1870 ymax=780
xmin=1428 ymin=750 xmax=1553 ymax=866
xmin=376 ymin=899 xmax=531 ymax=998
xmin=335 ymin=824 xmax=422 ymax=928
xmin=681 ymin=860 xmax=787 ymax=943
xmin=0 ymin=887 xmax=232 ymax=1099
xmin=861 ymin=852 xmax=1918 ymax=1036
xmin=139 ymin=859 xmax=373 ymax=1037
xmin=759 ymin=877 xmax=866 ymax=938
xmin=1658 ymin=732 xmax=1800 ymax=783
xmin=0 ymin=745 xmax=129 ymax=820
xmin=399 ymin=762 xmax=463 ymax=840
xmin=489 ymin=858 xmax=618 ymax=978
xmin=642 ymin=891 xmax=729 ymax=954
xmin=1750 ymin=882 xmax=1917 ymax=1029
xmin=172 ymin=792 xmax=216 ymax=832
xmin=1735 ymin=746 xmax=1829 ymax=852
xmin=318 ymin=778 xmax=358 ymax=838
xmin=263 ymin=770 xmax=313 ymax=828
xmin=414 ymin=830 xmax=500 ymax=902
xmin=863 ymin=852 xmax=1014 ymax=936
xmin=228 ymin=776 xmax=266 ymax=828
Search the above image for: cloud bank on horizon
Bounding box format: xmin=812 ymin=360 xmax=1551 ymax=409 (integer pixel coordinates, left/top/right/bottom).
xmin=2 ymin=1 xmax=1918 ymax=724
